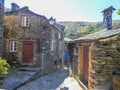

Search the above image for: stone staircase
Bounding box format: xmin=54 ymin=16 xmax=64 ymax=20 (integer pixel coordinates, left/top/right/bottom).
xmin=0 ymin=66 xmax=42 ymax=90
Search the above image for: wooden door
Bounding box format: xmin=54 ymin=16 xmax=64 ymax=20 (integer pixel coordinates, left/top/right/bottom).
xmin=23 ymin=41 xmax=33 ymax=63
xmin=83 ymin=46 xmax=89 ymax=83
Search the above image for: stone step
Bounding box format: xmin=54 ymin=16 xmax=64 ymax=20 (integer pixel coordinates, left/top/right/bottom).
xmin=19 ymin=67 xmax=41 ymax=72
xmin=0 ymin=75 xmax=6 ymax=85
xmin=1 ymin=71 xmax=36 ymax=90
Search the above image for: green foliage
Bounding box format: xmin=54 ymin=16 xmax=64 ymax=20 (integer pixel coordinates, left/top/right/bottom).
xmin=3 ymin=15 xmax=21 ymax=68
xmin=0 ymin=58 xmax=10 ymax=74
xmin=86 ymin=25 xmax=94 ymax=33
xmin=4 ymin=15 xmax=19 ymax=39
xmin=117 ymin=9 xmax=120 ymax=15
xmin=2 ymin=52 xmax=21 ymax=68
xmin=61 ymin=20 xmax=120 ymax=39
xmin=66 ymin=33 xmax=70 ymax=38
xmin=60 ymin=21 xmax=103 ymax=38
xmin=62 ymin=20 xmax=120 ymax=32
xmin=92 ymin=25 xmax=103 ymax=33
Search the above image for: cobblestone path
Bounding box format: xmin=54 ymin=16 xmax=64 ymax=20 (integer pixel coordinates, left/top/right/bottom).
xmin=17 ymin=68 xmax=83 ymax=90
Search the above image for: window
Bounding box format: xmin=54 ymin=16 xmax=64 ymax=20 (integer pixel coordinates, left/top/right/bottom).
xmin=51 ymin=29 xmax=55 ymax=38
xmin=58 ymin=32 xmax=61 ymax=39
xmin=59 ymin=41 xmax=62 ymax=50
xmin=9 ymin=41 xmax=17 ymax=52
xmin=51 ymin=29 xmax=56 ymax=51
xmin=51 ymin=40 xmax=56 ymax=51
xmin=74 ymin=48 xmax=77 ymax=55
xmin=21 ymin=15 xmax=29 ymax=27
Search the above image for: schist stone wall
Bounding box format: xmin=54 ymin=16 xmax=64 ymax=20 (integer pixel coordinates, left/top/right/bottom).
xmin=0 ymin=0 xmax=4 ymax=56
xmin=4 ymin=10 xmax=48 ymax=66
xmin=89 ymin=35 xmax=120 ymax=90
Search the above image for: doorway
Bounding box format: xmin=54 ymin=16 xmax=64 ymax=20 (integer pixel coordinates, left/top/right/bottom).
xmin=23 ymin=41 xmax=33 ymax=64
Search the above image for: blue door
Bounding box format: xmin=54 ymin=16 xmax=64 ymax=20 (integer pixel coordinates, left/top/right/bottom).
xmin=64 ymin=51 xmax=67 ymax=62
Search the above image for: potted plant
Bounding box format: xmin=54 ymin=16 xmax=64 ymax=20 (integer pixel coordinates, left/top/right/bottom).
xmin=0 ymin=58 xmax=10 ymax=85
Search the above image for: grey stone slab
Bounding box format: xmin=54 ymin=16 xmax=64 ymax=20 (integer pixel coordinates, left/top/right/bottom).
xmin=0 ymin=71 xmax=36 ymax=90
xmin=17 ymin=67 xmax=83 ymax=90
xmin=19 ymin=67 xmax=41 ymax=72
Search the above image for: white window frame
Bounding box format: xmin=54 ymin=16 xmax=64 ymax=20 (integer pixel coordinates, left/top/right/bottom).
xmin=9 ymin=41 xmax=17 ymax=52
xmin=58 ymin=32 xmax=61 ymax=39
xmin=21 ymin=15 xmax=29 ymax=27
xmin=51 ymin=29 xmax=56 ymax=51
xmin=51 ymin=29 xmax=55 ymax=38
xmin=51 ymin=40 xmax=55 ymax=51
xmin=59 ymin=41 xmax=62 ymax=50
xmin=74 ymin=48 xmax=77 ymax=55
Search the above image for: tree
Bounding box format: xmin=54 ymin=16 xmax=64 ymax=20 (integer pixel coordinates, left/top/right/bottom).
xmin=65 ymin=33 xmax=70 ymax=38
xmin=85 ymin=25 xmax=94 ymax=33
xmin=3 ymin=15 xmax=20 ymax=68
xmin=117 ymin=9 xmax=120 ymax=15
xmin=0 ymin=58 xmax=10 ymax=74
xmin=4 ymin=15 xmax=19 ymax=39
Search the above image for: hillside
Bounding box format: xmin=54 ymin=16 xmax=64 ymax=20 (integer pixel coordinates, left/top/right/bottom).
xmin=59 ymin=20 xmax=120 ymax=39
xmin=4 ymin=7 xmax=11 ymax=12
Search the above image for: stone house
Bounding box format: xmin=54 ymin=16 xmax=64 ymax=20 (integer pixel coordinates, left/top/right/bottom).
xmin=0 ymin=0 xmax=4 ymax=56
xmin=67 ymin=6 xmax=120 ymax=90
xmin=3 ymin=3 xmax=64 ymax=74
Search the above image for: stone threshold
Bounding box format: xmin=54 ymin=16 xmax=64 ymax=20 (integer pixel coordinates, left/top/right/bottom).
xmin=78 ymin=80 xmax=88 ymax=90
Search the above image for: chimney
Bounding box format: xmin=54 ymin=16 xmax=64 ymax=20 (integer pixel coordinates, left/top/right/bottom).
xmin=49 ymin=17 xmax=56 ymax=24
xmin=101 ymin=6 xmax=116 ymax=30
xmin=0 ymin=0 xmax=4 ymax=5
xmin=11 ymin=2 xmax=20 ymax=11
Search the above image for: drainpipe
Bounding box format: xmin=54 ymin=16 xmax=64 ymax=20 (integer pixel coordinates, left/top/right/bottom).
xmin=39 ymin=18 xmax=44 ymax=75
xmin=41 ymin=52 xmax=44 ymax=75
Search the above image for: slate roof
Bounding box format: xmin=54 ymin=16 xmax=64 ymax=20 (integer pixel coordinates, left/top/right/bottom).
xmin=5 ymin=6 xmax=47 ymax=19
xmin=64 ymin=37 xmax=72 ymax=43
xmin=101 ymin=6 xmax=116 ymax=13
xmin=6 ymin=5 xmax=64 ymax=33
xmin=72 ymin=27 xmax=120 ymax=42
xmin=53 ymin=23 xmax=65 ymax=33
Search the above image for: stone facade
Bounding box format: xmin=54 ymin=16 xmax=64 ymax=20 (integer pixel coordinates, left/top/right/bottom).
xmin=89 ymin=35 xmax=120 ymax=90
xmin=65 ymin=5 xmax=119 ymax=90
xmin=67 ymin=29 xmax=120 ymax=90
xmin=0 ymin=0 xmax=4 ymax=56
xmin=41 ymin=22 xmax=64 ymax=74
xmin=3 ymin=3 xmax=64 ymax=75
xmin=3 ymin=6 xmax=48 ymax=66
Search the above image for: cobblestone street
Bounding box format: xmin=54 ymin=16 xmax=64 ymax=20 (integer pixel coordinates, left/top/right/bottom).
xmin=17 ymin=67 xmax=83 ymax=90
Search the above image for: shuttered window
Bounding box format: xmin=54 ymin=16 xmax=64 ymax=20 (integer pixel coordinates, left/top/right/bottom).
xmin=51 ymin=40 xmax=56 ymax=51
xmin=21 ymin=15 xmax=29 ymax=27
xmin=58 ymin=32 xmax=61 ymax=39
xmin=51 ymin=30 xmax=56 ymax=51
xmin=59 ymin=41 xmax=62 ymax=50
xmin=9 ymin=41 xmax=17 ymax=52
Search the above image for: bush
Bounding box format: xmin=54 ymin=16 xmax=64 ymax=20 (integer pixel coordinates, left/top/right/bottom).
xmin=2 ymin=52 xmax=21 ymax=68
xmin=0 ymin=58 xmax=10 ymax=74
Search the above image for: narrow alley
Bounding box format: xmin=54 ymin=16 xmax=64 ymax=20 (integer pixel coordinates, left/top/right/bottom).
xmin=16 ymin=67 xmax=83 ymax=90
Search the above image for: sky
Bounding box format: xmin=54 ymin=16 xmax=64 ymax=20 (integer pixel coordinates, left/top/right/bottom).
xmin=5 ymin=0 xmax=120 ymax=22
